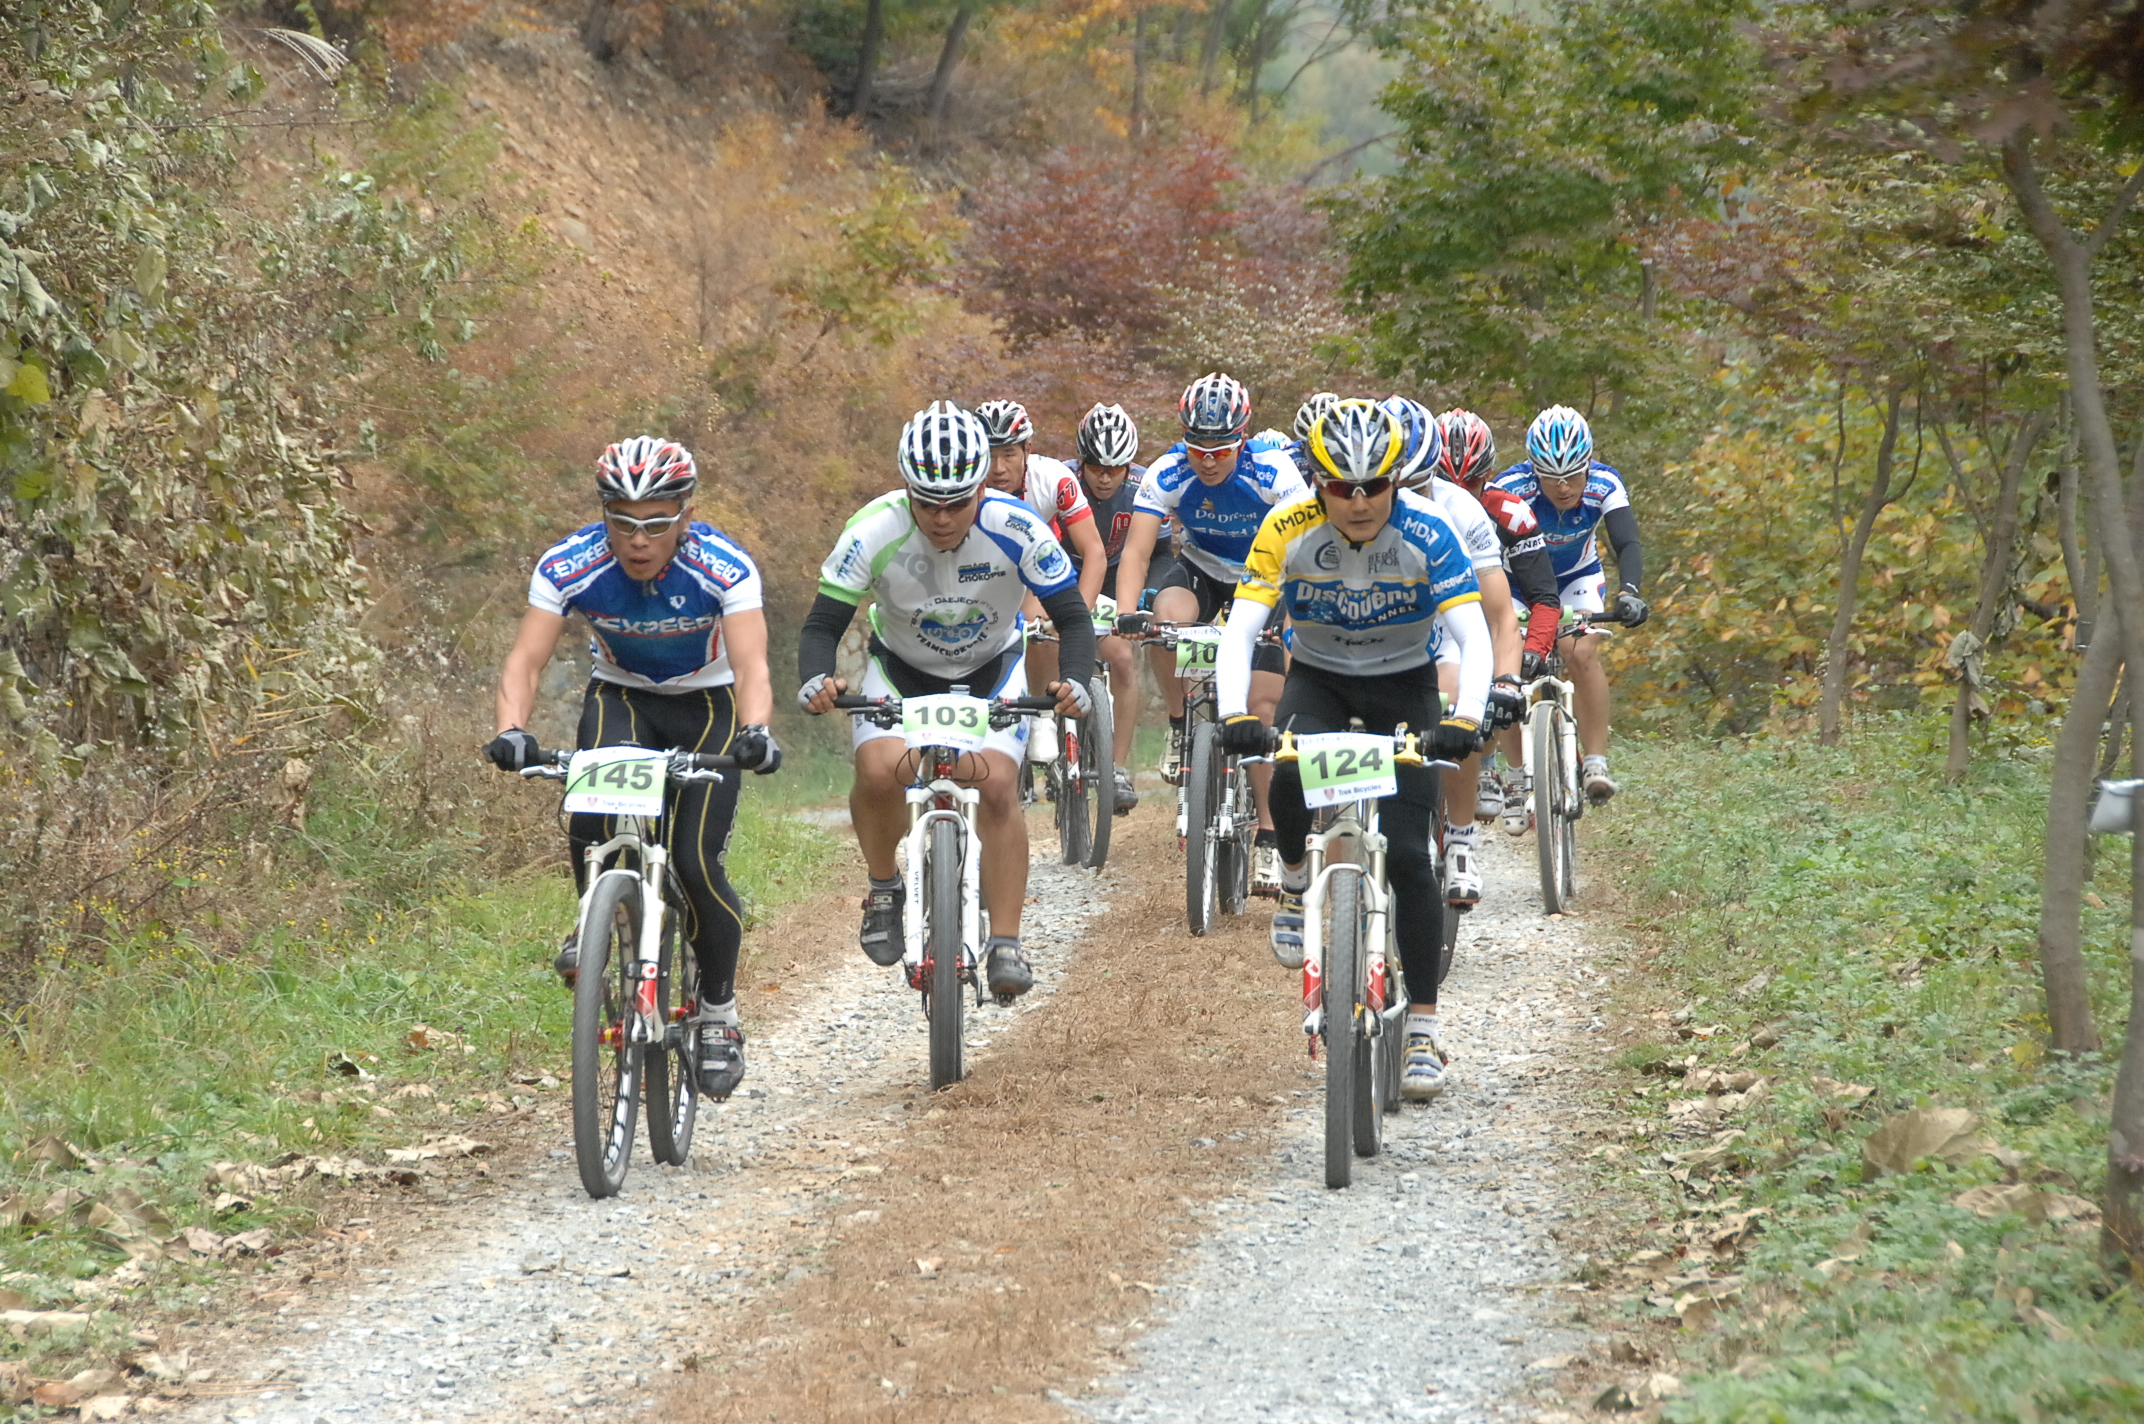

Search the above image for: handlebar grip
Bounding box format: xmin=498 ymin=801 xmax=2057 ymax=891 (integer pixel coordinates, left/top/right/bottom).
xmin=831 ymin=695 xmax=892 ymax=711
xmin=677 ymin=753 xmax=739 ymax=770
xmin=998 ymin=696 xmax=1062 ymax=713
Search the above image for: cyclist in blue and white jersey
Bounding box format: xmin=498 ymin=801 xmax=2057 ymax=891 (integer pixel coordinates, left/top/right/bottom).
xmin=1112 ymin=372 xmax=1308 ymax=890
xmin=486 ymin=436 xmax=781 ymax=1102
xmin=1490 ymin=405 xmax=1648 ymax=803
xmin=1217 ymin=399 xmax=1493 ymax=1101
xmin=796 ymin=403 xmax=1096 ymax=1000
xmin=1063 ymin=402 xmax=1158 ymax=813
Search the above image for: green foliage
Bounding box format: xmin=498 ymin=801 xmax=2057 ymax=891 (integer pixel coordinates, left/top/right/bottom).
xmin=1597 ymin=724 xmax=2142 ymax=1422
xmin=779 ymin=164 xmax=957 ymax=350
xmin=1333 ymin=0 xmax=1760 ymax=407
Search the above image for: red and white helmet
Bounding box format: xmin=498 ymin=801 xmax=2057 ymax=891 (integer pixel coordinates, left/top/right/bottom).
xmin=973 ymin=399 xmax=1035 ymax=449
xmin=1436 ymin=409 xmax=1497 ymax=491
xmin=596 ymin=437 xmax=698 ymax=503
xmin=1179 ymin=372 xmax=1252 ymax=444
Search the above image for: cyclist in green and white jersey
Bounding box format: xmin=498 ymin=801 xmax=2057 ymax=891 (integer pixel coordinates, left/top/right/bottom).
xmin=796 ymin=403 xmax=1096 ymax=998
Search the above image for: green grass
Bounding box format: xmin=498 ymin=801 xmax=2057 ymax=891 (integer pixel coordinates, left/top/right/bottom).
xmin=0 ymin=783 xmax=836 ymax=1374
xmin=1593 ymin=718 xmax=2143 ymax=1422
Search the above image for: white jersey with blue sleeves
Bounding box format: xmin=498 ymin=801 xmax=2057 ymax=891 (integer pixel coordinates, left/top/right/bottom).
xmin=1132 ymin=438 xmax=1309 ymax=583
xmin=818 ymin=489 xmax=1077 ymax=681
xmin=1490 ymin=461 xmax=1630 ymax=583
xmin=530 ymin=521 xmax=765 ymax=691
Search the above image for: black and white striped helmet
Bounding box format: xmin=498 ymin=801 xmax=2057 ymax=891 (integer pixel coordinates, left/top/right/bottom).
xmin=595 ymin=436 xmax=698 ymax=503
xmin=1076 ymin=403 xmax=1140 ymax=466
xmin=973 ymin=399 xmax=1035 ymax=449
xmin=1292 ymin=392 xmax=1341 ymax=442
xmin=1307 ymin=399 xmax=1403 ymax=486
xmin=1178 ymin=372 xmax=1252 ymax=443
xmin=897 ymin=402 xmax=992 ymax=502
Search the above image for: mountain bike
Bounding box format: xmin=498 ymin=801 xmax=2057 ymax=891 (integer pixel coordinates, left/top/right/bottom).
xmin=1139 ymin=621 xmax=1266 ymax=935
xmin=1273 ymin=725 xmax=1459 ymax=1189
xmin=834 ymin=690 xmax=1059 ymax=1090
xmin=1515 ymin=610 xmax=1632 ymax=915
xmin=518 ymin=746 xmax=739 ymax=1199
xmin=1024 ymin=611 xmax=1116 ymax=870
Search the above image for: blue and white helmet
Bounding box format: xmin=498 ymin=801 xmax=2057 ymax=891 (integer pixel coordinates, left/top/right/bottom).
xmin=1377 ymin=396 xmax=1442 ymax=490
xmin=1525 ymin=405 xmax=1594 ymax=477
xmin=1179 ymin=372 xmax=1253 ymax=443
xmin=898 ymin=401 xmax=992 ymax=502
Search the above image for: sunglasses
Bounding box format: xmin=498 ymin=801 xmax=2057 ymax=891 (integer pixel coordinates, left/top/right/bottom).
xmin=1538 ymin=470 xmax=1588 ymax=486
xmin=909 ymin=491 xmax=977 ymax=511
xmin=1185 ymin=441 xmax=1241 ymax=459
xmin=604 ymin=510 xmax=688 ymax=537
xmin=1318 ymin=477 xmax=1394 ymax=501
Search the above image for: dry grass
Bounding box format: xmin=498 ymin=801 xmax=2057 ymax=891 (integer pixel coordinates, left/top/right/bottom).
xmin=680 ymin=811 xmax=1311 ymax=1422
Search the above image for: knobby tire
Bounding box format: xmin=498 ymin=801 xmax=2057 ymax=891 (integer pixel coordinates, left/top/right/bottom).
xmin=1324 ymin=872 xmax=1362 ymax=1188
xmin=1083 ymin=675 xmax=1115 ymax=869
xmin=572 ymin=874 xmax=642 ymax=1199
xmin=643 ymin=887 xmax=698 ymax=1167
xmin=926 ymin=818 xmax=965 ymax=1091
xmin=1184 ymin=719 xmax=1220 ymax=936
xmin=1056 ymin=712 xmax=1091 ymax=868
xmin=1533 ymin=710 xmax=1568 ymax=915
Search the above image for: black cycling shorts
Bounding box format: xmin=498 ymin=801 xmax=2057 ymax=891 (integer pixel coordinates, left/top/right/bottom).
xmin=1158 ymin=560 xmax=1286 ymax=674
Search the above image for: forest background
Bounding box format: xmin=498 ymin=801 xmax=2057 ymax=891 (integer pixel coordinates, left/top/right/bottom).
xmin=4 ymin=0 xmax=2144 ymax=1419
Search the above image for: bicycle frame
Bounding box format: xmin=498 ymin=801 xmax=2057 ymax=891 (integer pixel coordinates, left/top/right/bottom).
xmin=577 ymin=830 xmax=679 ymax=1050
xmin=1297 ymin=801 xmax=1393 ymax=1054
xmin=900 ymin=745 xmax=982 ymax=994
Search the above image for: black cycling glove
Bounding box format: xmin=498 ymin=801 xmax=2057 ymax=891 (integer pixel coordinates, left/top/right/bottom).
xmin=731 ymin=724 xmax=783 ymax=775
xmin=1615 ymin=587 xmax=1650 ymax=628
xmin=1487 ymin=678 xmax=1526 ymax=731
xmin=1113 ymin=610 xmax=1153 ymax=638
xmin=1217 ymin=714 xmax=1269 ymax=756
xmin=1428 ymin=718 xmax=1484 ymax=759
xmin=485 ymin=728 xmax=540 ymax=771
xmin=1521 ymin=649 xmax=1547 ymax=682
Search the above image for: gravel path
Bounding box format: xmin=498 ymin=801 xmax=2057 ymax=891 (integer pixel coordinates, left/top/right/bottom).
xmin=1074 ymin=829 xmax=1606 ymax=1424
xmin=170 ymin=843 xmax=1110 ymax=1424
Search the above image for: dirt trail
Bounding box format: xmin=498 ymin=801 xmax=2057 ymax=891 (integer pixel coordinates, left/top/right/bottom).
xmin=154 ymin=799 xmax=1617 ymax=1424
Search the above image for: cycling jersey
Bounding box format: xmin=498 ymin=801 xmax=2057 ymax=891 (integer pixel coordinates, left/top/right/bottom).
xmin=1132 ymin=440 xmax=1308 ymax=584
xmin=1012 ymin=453 xmax=1094 ymax=535
xmin=1423 ymin=478 xmax=1503 ymax=573
xmin=530 ymin=521 xmax=764 ymax=691
xmin=1233 ymin=490 xmax=1481 ymax=680
xmin=1491 ymin=461 xmax=1631 ymax=584
xmin=817 ymin=489 xmax=1077 ymax=680
xmin=1074 ymin=463 xmax=1151 ymax=570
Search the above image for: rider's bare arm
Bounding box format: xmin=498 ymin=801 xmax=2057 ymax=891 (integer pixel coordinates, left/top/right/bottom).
xmin=495 ymin=607 xmax=568 ymax=733
xmin=1065 ymin=516 xmax=1107 ymax=607
xmin=722 ymin=607 xmax=774 ymax=726
xmin=1112 ymin=511 xmax=1165 ymax=614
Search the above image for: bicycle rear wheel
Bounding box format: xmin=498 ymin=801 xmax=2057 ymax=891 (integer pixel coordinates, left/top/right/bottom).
xmin=1324 ymin=873 xmax=1362 ymax=1188
xmin=572 ymin=874 xmax=643 ymax=1199
xmin=926 ymin=818 xmax=965 ymax=1091
xmin=643 ymin=895 xmax=699 ymax=1167
xmin=1532 ymin=710 xmax=1569 ymax=915
xmin=1083 ymin=676 xmax=1115 ymax=870
xmin=1055 ymin=712 xmax=1091 ymax=867
xmin=1183 ymin=719 xmax=1220 ymax=936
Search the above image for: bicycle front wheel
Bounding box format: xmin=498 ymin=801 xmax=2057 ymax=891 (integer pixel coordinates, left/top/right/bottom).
xmin=643 ymin=893 xmax=699 ymax=1168
xmin=926 ymin=818 xmax=965 ymax=1091
xmin=1183 ymin=719 xmax=1220 ymax=936
xmin=572 ymin=874 xmax=643 ymax=1198
xmin=1532 ymin=710 xmax=1569 ymax=915
xmin=1055 ymin=712 xmax=1091 ymax=868
xmin=1083 ymin=676 xmax=1115 ymax=870
xmin=1324 ymin=873 xmax=1362 ymax=1188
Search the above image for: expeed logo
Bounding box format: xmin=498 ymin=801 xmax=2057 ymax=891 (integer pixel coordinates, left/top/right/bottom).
xmin=958 ymin=562 xmax=998 ymax=584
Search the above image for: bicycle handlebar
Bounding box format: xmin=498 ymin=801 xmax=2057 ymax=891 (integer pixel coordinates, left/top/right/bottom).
xmin=829 ymin=692 xmax=1064 ymax=731
xmin=515 ymin=748 xmax=740 ymax=781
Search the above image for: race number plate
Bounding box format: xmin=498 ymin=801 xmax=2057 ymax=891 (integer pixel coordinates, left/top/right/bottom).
xmin=1293 ymin=733 xmax=1398 ymax=807
xmin=1175 ymin=626 xmax=1222 ymax=672
xmin=902 ymin=694 xmax=990 ymax=752
xmin=1092 ymin=595 xmax=1119 ymax=638
xmin=563 ymin=747 xmax=668 ymax=817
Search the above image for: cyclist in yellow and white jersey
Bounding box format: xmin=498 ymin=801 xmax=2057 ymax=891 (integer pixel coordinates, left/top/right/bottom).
xmin=1214 ymin=399 xmax=1492 ymax=1102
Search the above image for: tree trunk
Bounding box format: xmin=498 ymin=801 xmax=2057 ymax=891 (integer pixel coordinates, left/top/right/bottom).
xmin=1131 ymin=7 xmax=1149 ymax=136
xmin=1199 ymin=0 xmax=1232 ymax=98
xmin=2040 ymin=629 xmax=2119 ymax=1057
xmin=2001 ymin=133 xmax=2144 ymax=1272
xmin=851 ymin=0 xmax=886 ymax=119
xmin=1949 ymin=408 xmax=2052 ymax=777
xmin=1816 ymin=383 xmax=1906 ymax=747
xmin=2058 ymin=406 xmax=2096 ymax=649
xmin=924 ymin=4 xmax=975 ymax=134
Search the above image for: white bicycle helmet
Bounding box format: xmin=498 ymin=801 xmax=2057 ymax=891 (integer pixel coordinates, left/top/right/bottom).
xmin=1525 ymin=405 xmax=1595 ymax=477
xmin=1179 ymin=372 xmax=1253 ymax=443
xmin=595 ymin=436 xmax=698 ymax=503
xmin=898 ymin=401 xmax=992 ymax=502
xmin=1077 ymin=403 xmax=1140 ymax=466
xmin=1292 ymin=392 xmax=1341 ymax=443
xmin=1307 ymin=399 xmax=1403 ymax=486
xmin=973 ymin=399 xmax=1035 ymax=449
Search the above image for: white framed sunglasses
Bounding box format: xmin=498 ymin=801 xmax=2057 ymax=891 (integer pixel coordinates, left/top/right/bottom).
xmin=604 ymin=509 xmax=688 ymax=537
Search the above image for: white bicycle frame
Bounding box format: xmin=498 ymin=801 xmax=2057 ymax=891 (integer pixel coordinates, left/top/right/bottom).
xmin=1517 ymin=672 xmax=1580 ymax=817
xmin=1297 ymin=800 xmax=1394 ymax=1049
xmin=899 ymin=764 xmax=983 ymax=985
